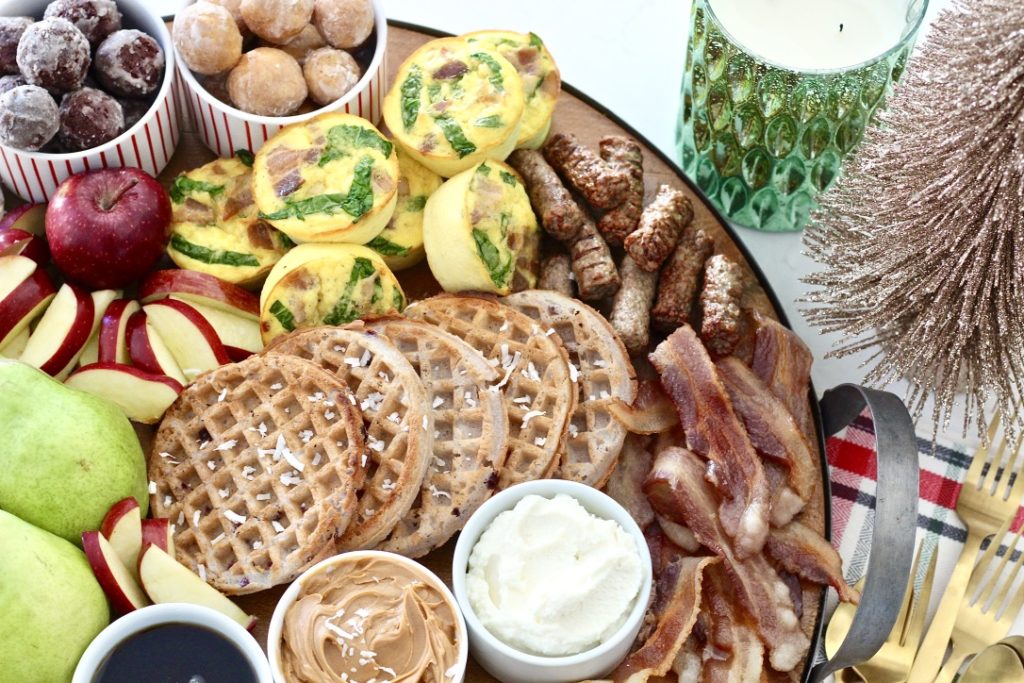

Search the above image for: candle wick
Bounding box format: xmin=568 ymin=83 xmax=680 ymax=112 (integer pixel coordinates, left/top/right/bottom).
xmin=839 ymin=22 xmax=844 ymax=32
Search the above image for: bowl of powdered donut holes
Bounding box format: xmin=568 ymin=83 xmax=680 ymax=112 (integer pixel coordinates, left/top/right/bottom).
xmin=172 ymin=0 xmax=386 ymax=158
xmin=0 ymin=0 xmax=178 ymax=202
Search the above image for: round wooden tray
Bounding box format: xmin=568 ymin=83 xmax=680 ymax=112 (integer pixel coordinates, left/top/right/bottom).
xmin=4 ymin=20 xmax=830 ymax=682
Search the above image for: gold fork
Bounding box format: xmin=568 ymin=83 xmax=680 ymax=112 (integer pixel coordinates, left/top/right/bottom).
xmin=909 ymin=413 xmax=1024 ymax=683
xmin=825 ymin=544 xmax=937 ymax=682
xmin=934 ymin=517 xmax=1024 ymax=683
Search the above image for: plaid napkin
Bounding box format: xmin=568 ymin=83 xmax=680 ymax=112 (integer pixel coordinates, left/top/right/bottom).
xmin=822 ymin=412 xmax=1024 ymax=663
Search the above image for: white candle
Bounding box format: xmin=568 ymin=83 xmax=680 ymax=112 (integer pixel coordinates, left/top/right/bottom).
xmin=708 ymin=0 xmax=909 ymax=71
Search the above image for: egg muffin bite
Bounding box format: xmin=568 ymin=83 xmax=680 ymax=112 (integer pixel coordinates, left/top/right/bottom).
xmin=423 ymin=159 xmax=539 ymax=296
xmin=382 ymin=37 xmax=525 ymax=178
xmin=365 ymin=147 xmax=443 ymax=271
xmin=168 ymin=157 xmax=291 ymax=287
xmin=463 ymin=30 xmax=561 ymax=150
xmin=253 ymin=112 xmax=400 ymax=244
xmin=259 ymin=243 xmax=405 ymax=343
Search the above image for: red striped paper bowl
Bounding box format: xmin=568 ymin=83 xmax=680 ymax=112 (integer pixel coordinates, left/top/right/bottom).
xmin=175 ymin=1 xmax=387 ymax=159
xmin=0 ymin=0 xmax=181 ymax=203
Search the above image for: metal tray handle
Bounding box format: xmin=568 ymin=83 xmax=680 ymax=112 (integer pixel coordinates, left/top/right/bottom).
xmin=808 ymin=384 xmax=920 ymax=683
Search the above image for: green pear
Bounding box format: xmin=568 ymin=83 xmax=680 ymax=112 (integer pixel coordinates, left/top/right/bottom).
xmin=0 ymin=360 xmax=149 ymax=544
xmin=0 ymin=510 xmax=110 ymax=683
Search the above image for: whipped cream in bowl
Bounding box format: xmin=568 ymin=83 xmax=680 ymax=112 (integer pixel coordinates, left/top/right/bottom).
xmin=452 ymin=480 xmax=653 ymax=683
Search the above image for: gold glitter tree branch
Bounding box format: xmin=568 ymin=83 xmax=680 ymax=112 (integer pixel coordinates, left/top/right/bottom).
xmin=802 ymin=0 xmax=1024 ymax=438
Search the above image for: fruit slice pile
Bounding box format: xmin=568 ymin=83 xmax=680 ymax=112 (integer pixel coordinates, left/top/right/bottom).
xmin=83 ymin=498 xmax=253 ymax=629
xmin=0 ymin=216 xmax=263 ymax=423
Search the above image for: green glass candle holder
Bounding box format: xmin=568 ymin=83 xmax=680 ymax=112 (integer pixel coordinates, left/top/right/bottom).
xmin=677 ymin=0 xmax=927 ymax=231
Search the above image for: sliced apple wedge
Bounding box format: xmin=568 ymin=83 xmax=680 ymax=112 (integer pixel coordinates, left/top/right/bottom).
xmin=169 ymin=295 xmax=262 ymax=357
xmin=0 ymin=327 xmax=28 ymax=358
xmin=82 ymin=530 xmax=150 ymax=614
xmin=126 ymin=311 xmax=188 ymax=385
xmin=137 ymin=544 xmax=254 ymax=629
xmin=141 ymin=518 xmax=174 ymax=557
xmin=143 ymin=299 xmax=231 ymax=382
xmin=0 ymin=228 xmax=48 ymax=265
xmin=0 ymin=203 xmax=46 ymax=235
xmin=140 ymin=270 xmax=259 ymax=321
xmin=98 ymin=299 xmax=141 ymax=364
xmin=0 ymin=267 xmax=56 ymax=349
xmin=19 ymin=283 xmax=94 ymax=377
xmin=0 ymin=254 xmax=39 ymax=302
xmin=78 ymin=333 xmax=99 ymax=367
xmin=66 ymin=363 xmax=183 ymax=424
xmin=99 ymin=497 xmax=142 ymax=580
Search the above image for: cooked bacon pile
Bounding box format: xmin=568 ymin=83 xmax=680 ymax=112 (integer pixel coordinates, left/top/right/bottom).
xmin=511 ymin=133 xmax=755 ymax=359
xmin=595 ymin=318 xmax=858 ymax=683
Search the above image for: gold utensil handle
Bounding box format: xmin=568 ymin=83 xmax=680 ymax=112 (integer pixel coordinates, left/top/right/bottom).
xmin=934 ymin=641 xmax=974 ymax=683
xmin=906 ymin=529 xmax=985 ymax=683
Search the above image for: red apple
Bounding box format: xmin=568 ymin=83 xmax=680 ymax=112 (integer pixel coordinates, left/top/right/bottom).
xmin=140 ymin=270 xmax=259 ymax=321
xmin=143 ymin=299 xmax=231 ymax=382
xmin=0 ymin=203 xmax=46 ymax=236
xmin=0 ymin=254 xmax=38 ymax=302
xmin=141 ymin=518 xmax=175 ymax=557
xmin=66 ymin=363 xmax=183 ymax=424
xmin=98 ymin=299 xmax=141 ymax=364
xmin=99 ymin=497 xmax=142 ymax=579
xmin=126 ymin=310 xmax=187 ymax=384
xmin=46 ymin=169 xmax=171 ymax=289
xmin=82 ymin=530 xmax=150 ymax=615
xmin=19 ymin=283 xmax=95 ymax=377
xmin=0 ymin=267 xmax=56 ymax=349
xmin=0 ymin=229 xmax=48 ymax=265
xmin=137 ymin=543 xmax=254 ymax=629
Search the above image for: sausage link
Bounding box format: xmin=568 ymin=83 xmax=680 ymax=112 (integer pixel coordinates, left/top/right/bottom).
xmin=543 ymin=132 xmax=630 ymax=209
xmin=651 ymin=228 xmax=714 ymax=331
xmin=624 ymin=185 xmax=694 ymax=272
xmin=609 ymin=255 xmax=658 ymax=354
xmin=597 ymin=135 xmax=644 ymax=246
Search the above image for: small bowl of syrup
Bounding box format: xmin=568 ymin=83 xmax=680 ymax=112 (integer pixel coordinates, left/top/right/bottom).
xmin=73 ymin=603 xmax=272 ymax=683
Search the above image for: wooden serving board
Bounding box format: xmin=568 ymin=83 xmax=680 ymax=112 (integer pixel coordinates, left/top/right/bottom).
xmin=7 ymin=21 xmax=828 ymax=681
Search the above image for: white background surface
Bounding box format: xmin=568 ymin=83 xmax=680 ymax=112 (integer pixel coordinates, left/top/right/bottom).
xmin=382 ymin=0 xmax=969 ymax=447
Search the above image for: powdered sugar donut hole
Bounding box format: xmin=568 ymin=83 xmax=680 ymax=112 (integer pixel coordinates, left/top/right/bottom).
xmin=239 ymin=0 xmax=314 ymax=44
xmin=43 ymin=0 xmax=122 ymax=48
xmin=313 ymin=0 xmax=372 ymax=49
xmin=303 ymin=47 xmax=360 ymax=105
xmin=173 ymin=1 xmax=243 ymax=75
xmin=16 ymin=17 xmax=91 ymax=92
xmin=0 ymin=17 xmax=33 ymax=76
xmin=95 ymin=28 xmax=164 ymax=97
xmin=58 ymin=86 xmax=124 ymax=151
xmin=227 ymin=47 xmax=307 ymax=116
xmin=270 ymin=23 xmax=325 ymax=65
xmin=0 ymin=84 xmax=60 ymax=151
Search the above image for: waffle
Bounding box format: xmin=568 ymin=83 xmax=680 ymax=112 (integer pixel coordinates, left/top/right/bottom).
xmin=365 ymin=317 xmax=510 ymax=558
xmin=404 ymin=293 xmax=576 ymax=487
xmin=149 ymin=352 xmax=366 ymax=595
xmin=505 ymin=289 xmax=637 ymax=487
xmin=267 ymin=326 xmax=433 ymax=550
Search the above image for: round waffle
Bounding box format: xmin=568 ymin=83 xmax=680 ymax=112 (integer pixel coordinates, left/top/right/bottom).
xmin=267 ymin=326 xmax=433 ymax=551
xmin=149 ymin=352 xmax=366 ymax=595
xmin=505 ymin=289 xmax=637 ymax=487
xmin=365 ymin=317 xmax=510 ymax=558
xmin=404 ymin=293 xmax=576 ymax=487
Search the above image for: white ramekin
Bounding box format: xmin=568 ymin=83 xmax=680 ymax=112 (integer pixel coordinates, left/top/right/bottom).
xmin=71 ymin=603 xmax=273 ymax=683
xmin=175 ymin=0 xmax=388 ymax=159
xmin=0 ymin=0 xmax=181 ymax=203
xmin=452 ymin=479 xmax=654 ymax=683
xmin=267 ymin=549 xmax=469 ymax=683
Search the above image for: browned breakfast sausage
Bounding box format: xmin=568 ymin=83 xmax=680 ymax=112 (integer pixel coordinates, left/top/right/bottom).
xmin=597 ymin=135 xmax=644 ymax=246
xmin=624 ymin=185 xmax=694 ymax=272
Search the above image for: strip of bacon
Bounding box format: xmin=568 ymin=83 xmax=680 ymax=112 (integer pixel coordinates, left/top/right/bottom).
xmin=605 ymin=435 xmax=656 ymax=529
xmin=751 ymin=315 xmax=815 ymax=445
xmin=700 ymin=563 xmax=765 ymax=683
xmin=644 ymin=447 xmax=810 ymax=672
xmin=649 ymin=325 xmax=770 ymax=558
xmin=609 ymin=556 xmax=718 ymax=683
xmin=716 ymin=356 xmax=818 ymax=525
xmin=766 ymin=521 xmax=860 ymax=604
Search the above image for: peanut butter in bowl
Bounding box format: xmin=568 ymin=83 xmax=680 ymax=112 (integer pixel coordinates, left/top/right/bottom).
xmin=268 ymin=551 xmax=468 ymax=683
